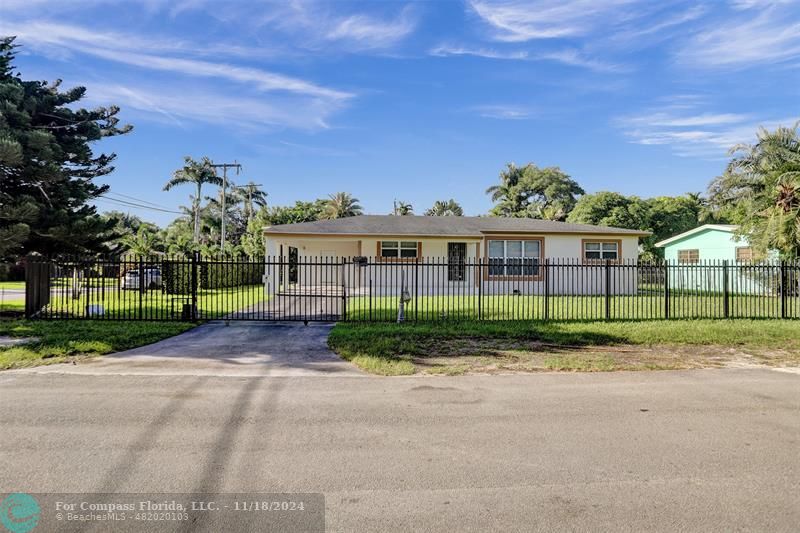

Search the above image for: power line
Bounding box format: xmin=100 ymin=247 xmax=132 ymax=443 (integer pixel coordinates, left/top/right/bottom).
xmin=104 ymin=191 xmax=174 ymax=210
xmin=96 ymin=196 xmax=182 ymax=214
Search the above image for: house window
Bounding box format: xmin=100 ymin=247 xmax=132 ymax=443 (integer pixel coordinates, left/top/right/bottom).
xmin=487 ymin=239 xmax=541 ymax=277
xmin=678 ymin=249 xmax=700 ymax=264
xmin=583 ymin=241 xmax=619 ymax=261
xmin=380 ymin=241 xmax=419 ymax=259
xmin=736 ymin=246 xmax=753 ymax=263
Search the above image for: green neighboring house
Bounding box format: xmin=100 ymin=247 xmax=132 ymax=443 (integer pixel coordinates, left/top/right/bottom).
xmin=655 ymin=224 xmax=772 ymax=294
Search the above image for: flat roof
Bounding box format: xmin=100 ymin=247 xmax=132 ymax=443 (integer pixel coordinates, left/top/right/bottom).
xmin=263 ymin=215 xmax=650 ymax=237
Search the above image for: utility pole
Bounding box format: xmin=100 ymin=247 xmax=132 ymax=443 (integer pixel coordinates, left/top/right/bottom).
xmin=210 ymin=161 xmax=241 ymax=252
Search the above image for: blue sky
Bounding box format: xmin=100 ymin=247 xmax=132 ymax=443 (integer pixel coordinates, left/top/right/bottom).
xmin=3 ymin=0 xmax=799 ymax=226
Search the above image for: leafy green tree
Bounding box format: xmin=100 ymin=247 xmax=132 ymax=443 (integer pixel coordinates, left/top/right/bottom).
xmin=708 ymin=122 xmax=800 ymax=258
xmin=567 ymin=191 xmax=648 ymax=229
xmin=163 ymin=156 xmax=221 ymax=243
xmin=261 ymin=200 xmax=327 ymax=225
xmin=322 ymin=192 xmax=363 ymax=219
xmin=569 ymin=191 xmax=721 ymax=258
xmin=425 ymin=199 xmax=464 ymax=216
xmin=486 ymin=163 xmax=584 ymax=220
xmin=393 ymin=201 xmax=413 ymax=215
xmin=0 ymin=37 xmax=132 ymax=260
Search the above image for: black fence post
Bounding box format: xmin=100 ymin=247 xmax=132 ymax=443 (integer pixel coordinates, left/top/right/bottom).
xmin=138 ymin=256 xmax=144 ymax=320
xmin=477 ymin=257 xmax=483 ymax=321
xmin=780 ymin=261 xmax=787 ymax=319
xmin=191 ymin=252 xmax=199 ymax=321
xmin=543 ymin=258 xmax=549 ymax=321
xmin=722 ymin=259 xmax=730 ymax=318
xmin=341 ymin=257 xmax=347 ymax=321
xmin=664 ymin=260 xmax=670 ymax=320
xmin=604 ymin=259 xmax=611 ymax=320
xmin=414 ymin=257 xmax=419 ymax=322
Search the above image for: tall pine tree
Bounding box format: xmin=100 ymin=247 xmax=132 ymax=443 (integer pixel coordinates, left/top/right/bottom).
xmin=0 ymin=37 xmax=132 ymax=260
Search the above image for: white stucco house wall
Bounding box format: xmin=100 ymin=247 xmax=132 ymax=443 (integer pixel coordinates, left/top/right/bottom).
xmin=262 ymin=215 xmax=649 ymax=296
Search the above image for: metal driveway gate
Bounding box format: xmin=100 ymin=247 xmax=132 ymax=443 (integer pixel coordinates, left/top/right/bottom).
xmin=24 ymin=255 xmax=346 ymax=322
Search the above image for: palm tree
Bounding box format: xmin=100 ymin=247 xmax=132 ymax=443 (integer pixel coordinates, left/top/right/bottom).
xmin=425 ymin=199 xmax=463 ymax=216
xmin=393 ymin=200 xmax=413 ymax=215
xmin=120 ymin=226 xmax=160 ymax=257
xmin=322 ymin=192 xmax=363 ymax=219
xmin=709 ymin=121 xmax=800 ymax=257
xmin=236 ymin=181 xmax=268 ymax=222
xmin=163 ymin=156 xmax=222 ymax=243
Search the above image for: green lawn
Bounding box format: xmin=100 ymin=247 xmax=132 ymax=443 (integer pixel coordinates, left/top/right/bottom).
xmin=0 ymin=299 xmax=23 ymax=313
xmin=0 ymin=319 xmax=195 ymax=370
xmin=329 ymin=319 xmax=800 ymax=375
xmin=0 ymin=281 xmax=25 ymax=289
xmin=40 ymin=284 xmax=269 ymax=320
xmin=345 ymin=294 xmax=793 ymax=321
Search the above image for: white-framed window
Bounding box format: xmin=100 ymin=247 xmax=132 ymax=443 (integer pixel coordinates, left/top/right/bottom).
xmin=487 ymin=239 xmax=541 ymax=276
xmin=380 ymin=241 xmax=419 ymax=259
xmin=583 ymin=241 xmax=619 ymax=261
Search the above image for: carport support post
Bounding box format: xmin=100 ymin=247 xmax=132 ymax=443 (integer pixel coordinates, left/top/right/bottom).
xmin=722 ymin=260 xmax=730 ymax=318
xmin=191 ymin=252 xmax=199 ymax=321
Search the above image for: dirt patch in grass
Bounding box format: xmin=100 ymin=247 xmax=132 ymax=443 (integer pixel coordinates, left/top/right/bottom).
xmin=409 ymin=338 xmax=800 ymax=375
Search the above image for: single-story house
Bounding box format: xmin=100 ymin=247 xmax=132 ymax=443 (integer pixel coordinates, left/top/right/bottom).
xmin=262 ymin=215 xmax=648 ymax=296
xmin=655 ymin=224 xmax=774 ymax=294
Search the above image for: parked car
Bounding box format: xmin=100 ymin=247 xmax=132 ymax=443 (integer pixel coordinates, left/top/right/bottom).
xmin=122 ymin=267 xmax=162 ymax=290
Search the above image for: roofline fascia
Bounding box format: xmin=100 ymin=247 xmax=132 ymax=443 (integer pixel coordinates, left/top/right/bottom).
xmin=654 ymin=224 xmax=738 ymax=248
xmin=263 ymin=230 xmax=649 ymax=238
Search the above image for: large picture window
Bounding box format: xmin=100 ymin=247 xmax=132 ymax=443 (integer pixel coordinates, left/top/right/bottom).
xmin=487 ymin=239 xmax=541 ymax=276
xmin=380 ymin=241 xmax=419 ymax=259
xmin=583 ymin=241 xmax=619 ymax=261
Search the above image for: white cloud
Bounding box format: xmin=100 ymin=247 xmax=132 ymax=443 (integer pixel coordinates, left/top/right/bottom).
xmin=676 ymin=8 xmax=800 ymax=69
xmin=430 ymin=43 xmax=624 ymax=72
xmin=471 ymin=104 xmax=538 ymax=120
xmin=253 ymin=1 xmax=417 ymax=52
xmin=468 ymin=0 xmax=639 ymax=42
xmin=324 ymin=7 xmax=416 ymax=50
xmin=429 ymin=44 xmax=529 ymax=60
xmin=536 ymin=49 xmax=626 ymax=73
xmin=84 ymin=83 xmax=343 ymax=131
xmin=2 ymin=20 xmax=352 ymax=101
xmin=729 ymin=0 xmax=795 ymax=9
xmin=617 ymin=102 xmax=797 ymax=157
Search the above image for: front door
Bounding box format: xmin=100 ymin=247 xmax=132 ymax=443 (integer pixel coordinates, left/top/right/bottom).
xmin=448 ymin=243 xmax=467 ymax=281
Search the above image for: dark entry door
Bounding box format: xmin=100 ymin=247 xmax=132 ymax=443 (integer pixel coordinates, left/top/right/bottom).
xmin=448 ymin=243 xmax=467 ymax=281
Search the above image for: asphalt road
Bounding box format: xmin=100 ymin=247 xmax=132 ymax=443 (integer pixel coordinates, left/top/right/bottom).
xmin=1 ymin=369 xmax=798 ymax=532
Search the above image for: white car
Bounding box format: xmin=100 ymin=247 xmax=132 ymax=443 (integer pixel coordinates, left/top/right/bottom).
xmin=122 ymin=267 xmax=162 ymax=290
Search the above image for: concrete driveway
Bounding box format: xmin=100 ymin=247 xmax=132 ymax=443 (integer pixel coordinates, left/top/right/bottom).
xmin=1 ymin=368 xmax=798 ymax=532
xmin=19 ymin=321 xmax=362 ymax=377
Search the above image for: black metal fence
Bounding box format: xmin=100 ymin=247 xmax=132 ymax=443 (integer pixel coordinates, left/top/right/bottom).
xmin=24 ymin=255 xmax=800 ymax=322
